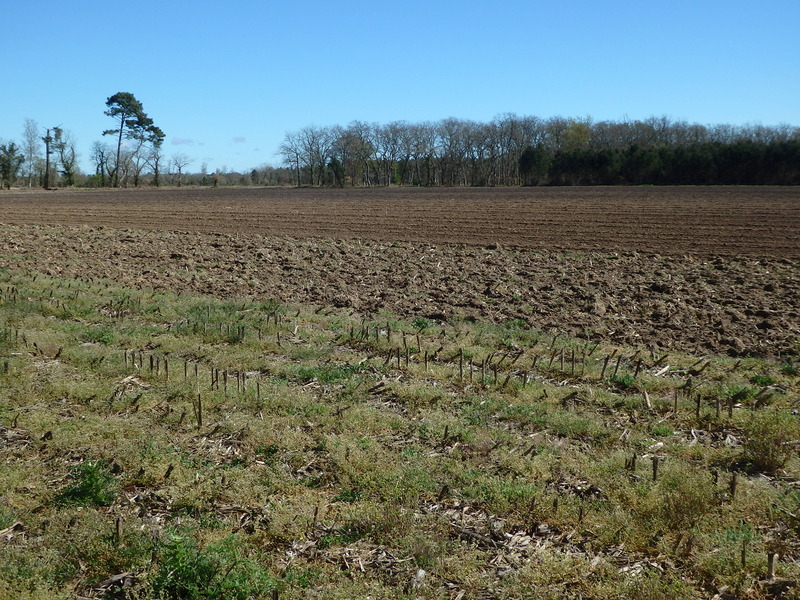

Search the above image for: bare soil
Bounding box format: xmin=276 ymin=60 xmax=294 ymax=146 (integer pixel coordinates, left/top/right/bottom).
xmin=1 ymin=186 xmax=798 ymax=356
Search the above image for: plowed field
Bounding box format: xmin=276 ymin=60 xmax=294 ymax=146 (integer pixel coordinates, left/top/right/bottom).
xmin=1 ymin=186 xmax=799 ymax=256
xmin=1 ymin=186 xmax=798 ymax=356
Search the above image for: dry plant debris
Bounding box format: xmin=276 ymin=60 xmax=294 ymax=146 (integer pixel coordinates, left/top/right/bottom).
xmin=0 ymin=200 xmax=798 ymax=598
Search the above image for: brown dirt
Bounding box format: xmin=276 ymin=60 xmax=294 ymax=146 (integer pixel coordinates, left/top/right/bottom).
xmin=1 ymin=186 xmax=798 ymax=356
xmin=1 ymin=186 xmax=799 ymax=257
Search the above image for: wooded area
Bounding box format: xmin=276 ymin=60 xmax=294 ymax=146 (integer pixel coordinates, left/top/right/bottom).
xmin=279 ymin=115 xmax=800 ymax=187
xmin=3 ymin=111 xmax=799 ymax=188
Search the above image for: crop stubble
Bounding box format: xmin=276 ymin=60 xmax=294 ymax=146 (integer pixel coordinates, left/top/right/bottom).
xmin=0 ymin=186 xmax=798 ymax=355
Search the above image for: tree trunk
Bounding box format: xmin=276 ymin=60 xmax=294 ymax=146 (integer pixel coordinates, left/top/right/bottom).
xmin=114 ymin=115 xmax=125 ymax=188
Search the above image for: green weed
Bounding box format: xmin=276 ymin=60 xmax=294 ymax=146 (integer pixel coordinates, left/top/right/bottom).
xmin=651 ymin=423 xmax=674 ymax=437
xmin=148 ymin=532 xmax=276 ymax=599
xmin=742 ymin=408 xmax=797 ymax=474
xmin=54 ymin=460 xmax=118 ymax=507
xmin=318 ymin=526 xmax=366 ymax=549
xmin=610 ymin=373 xmax=637 ymax=390
xmin=780 ymin=361 xmax=799 ymax=376
xmin=333 ymin=488 xmax=363 ymax=503
xmin=296 ymin=362 xmax=368 ymax=383
xmin=750 ymin=373 xmax=776 ymax=387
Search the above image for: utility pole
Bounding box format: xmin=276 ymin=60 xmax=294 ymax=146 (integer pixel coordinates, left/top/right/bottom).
xmin=41 ymin=127 xmax=62 ymax=189
xmin=42 ymin=129 xmax=53 ymax=189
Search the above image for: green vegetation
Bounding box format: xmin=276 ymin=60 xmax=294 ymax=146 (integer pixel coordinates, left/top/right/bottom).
xmin=280 ymin=117 xmax=800 ymax=187
xmin=150 ymin=533 xmax=276 ymax=600
xmin=103 ymin=91 xmax=165 ymax=188
xmin=0 ymin=269 xmax=797 ymax=599
xmin=0 ymin=142 xmax=26 ymax=190
xmin=743 ymin=409 xmax=798 ymax=474
xmin=54 ymin=459 xmax=118 ymax=507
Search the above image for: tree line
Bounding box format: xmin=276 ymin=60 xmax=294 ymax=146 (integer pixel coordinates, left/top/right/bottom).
xmin=1 ymin=88 xmax=290 ymax=190
xmin=0 ymin=92 xmax=179 ymax=190
xmin=3 ymin=106 xmax=799 ymax=189
xmin=0 ymin=121 xmax=83 ymax=190
xmin=279 ymin=115 xmax=800 ymax=187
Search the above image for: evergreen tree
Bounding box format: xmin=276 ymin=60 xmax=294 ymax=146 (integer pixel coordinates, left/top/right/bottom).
xmin=0 ymin=142 xmax=25 ymax=189
xmin=103 ymin=92 xmax=165 ymax=187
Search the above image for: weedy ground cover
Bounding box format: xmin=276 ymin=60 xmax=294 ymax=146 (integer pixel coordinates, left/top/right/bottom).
xmin=0 ymin=268 xmax=797 ymax=599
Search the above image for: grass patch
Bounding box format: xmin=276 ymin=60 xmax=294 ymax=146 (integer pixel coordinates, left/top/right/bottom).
xmin=149 ymin=532 xmax=276 ymax=599
xmin=0 ymin=268 xmax=798 ymax=598
xmin=54 ymin=459 xmax=118 ymax=507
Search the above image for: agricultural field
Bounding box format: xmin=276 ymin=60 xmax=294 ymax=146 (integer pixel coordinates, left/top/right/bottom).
xmin=0 ymin=186 xmax=799 ymax=599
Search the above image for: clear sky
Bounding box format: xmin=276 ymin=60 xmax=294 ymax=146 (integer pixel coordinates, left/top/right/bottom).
xmin=2 ymin=0 xmax=798 ymax=174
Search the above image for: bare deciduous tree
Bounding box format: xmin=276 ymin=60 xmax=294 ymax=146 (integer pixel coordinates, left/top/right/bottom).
xmin=275 ymin=115 xmax=800 ymax=187
xmin=169 ymin=153 xmax=192 ymax=186
xmin=22 ymin=118 xmax=40 ymax=187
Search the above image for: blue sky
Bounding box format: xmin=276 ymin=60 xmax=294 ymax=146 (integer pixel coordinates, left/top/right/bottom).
xmin=2 ymin=0 xmax=798 ymax=174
